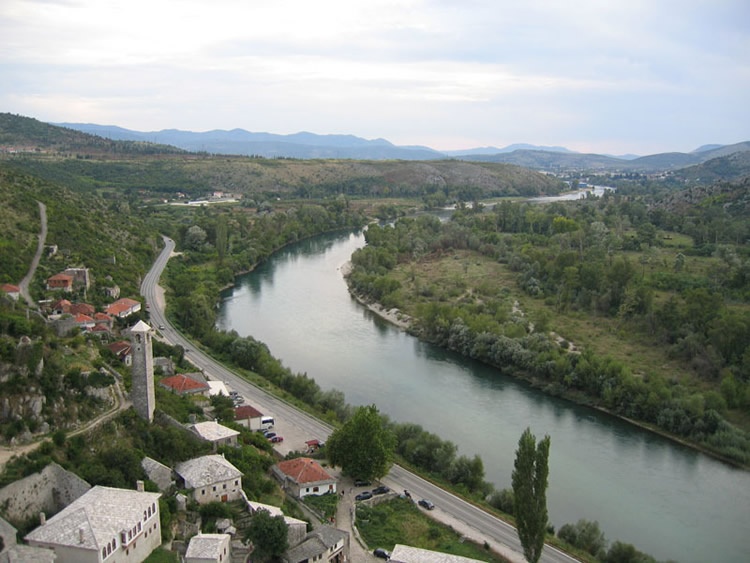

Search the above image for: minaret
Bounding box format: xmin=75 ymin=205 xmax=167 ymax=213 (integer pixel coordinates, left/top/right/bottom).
xmin=129 ymin=320 xmax=155 ymax=422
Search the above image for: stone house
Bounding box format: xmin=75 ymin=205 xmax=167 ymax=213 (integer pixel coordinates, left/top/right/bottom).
xmin=247 ymin=501 xmax=307 ymax=546
xmin=184 ymin=533 xmax=231 ymax=563
xmin=47 ymin=274 xmax=73 ymax=292
xmin=25 ymin=483 xmax=161 ymax=563
xmin=174 ymin=455 xmax=243 ymax=505
xmin=282 ymin=526 xmax=348 ymax=563
xmin=140 ymin=457 xmax=173 ymax=492
xmin=189 ymin=422 xmax=239 ymax=450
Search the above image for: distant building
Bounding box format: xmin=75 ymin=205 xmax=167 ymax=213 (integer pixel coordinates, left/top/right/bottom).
xmin=184 ymin=533 xmax=231 ymax=563
xmin=234 ymin=405 xmax=263 ymax=430
xmin=105 ymin=298 xmax=141 ymax=318
xmin=189 ymin=422 xmax=239 ymax=450
xmin=62 ymin=268 xmax=91 ymax=290
xmin=282 ymin=526 xmax=348 ymax=563
xmin=271 ymin=458 xmax=336 ymax=499
xmin=175 ymin=455 xmax=242 ymax=505
xmin=140 ymin=457 xmax=172 ymax=492
xmin=106 ymin=341 xmax=132 ymax=365
xmin=159 ymin=374 xmax=209 ymax=396
xmin=47 ymin=273 xmax=73 ymax=292
xmin=1 ymin=284 xmax=20 ymax=301
xmin=247 ymin=502 xmax=306 ymax=546
xmin=25 ymin=484 xmax=161 ymax=563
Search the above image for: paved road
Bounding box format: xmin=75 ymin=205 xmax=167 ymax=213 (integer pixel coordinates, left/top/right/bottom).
xmin=18 ymin=200 xmax=47 ymax=308
xmin=141 ymin=236 xmax=578 ymax=563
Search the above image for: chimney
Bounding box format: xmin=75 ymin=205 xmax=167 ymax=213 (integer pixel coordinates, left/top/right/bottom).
xmin=78 ymin=527 xmax=85 ymax=543
xmin=40 ymin=512 xmax=46 ymax=525
xmin=136 ymin=480 xmax=145 ymax=492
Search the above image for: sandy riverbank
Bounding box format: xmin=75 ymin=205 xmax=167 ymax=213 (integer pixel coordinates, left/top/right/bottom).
xmin=340 ymin=261 xmax=413 ymax=331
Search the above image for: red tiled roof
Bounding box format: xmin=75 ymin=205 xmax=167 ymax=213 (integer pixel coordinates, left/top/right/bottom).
xmin=107 ymin=341 xmax=131 ymax=356
xmin=91 ymin=324 xmax=110 ymax=332
xmin=94 ymin=312 xmax=112 ymax=321
xmin=235 ymin=405 xmax=263 ymax=419
xmin=275 ymin=458 xmax=334 ymax=484
xmin=160 ymin=374 xmax=209 ymax=394
xmin=52 ymin=299 xmax=72 ymax=311
xmin=1 ymin=284 xmax=20 ymax=293
xmin=49 ymin=273 xmax=73 ymax=282
xmin=70 ymin=303 xmax=95 ymax=316
xmin=75 ymin=314 xmax=94 ymax=323
xmin=106 ymin=297 xmax=141 ymax=316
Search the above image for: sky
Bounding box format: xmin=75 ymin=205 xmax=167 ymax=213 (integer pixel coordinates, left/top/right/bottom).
xmin=1 ymin=0 xmax=748 ymax=155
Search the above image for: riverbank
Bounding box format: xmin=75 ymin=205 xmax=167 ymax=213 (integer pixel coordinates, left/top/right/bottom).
xmin=341 ymin=264 xmax=749 ymax=471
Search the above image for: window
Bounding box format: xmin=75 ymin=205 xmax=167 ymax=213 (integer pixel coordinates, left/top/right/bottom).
xmin=234 ymin=480 xmax=238 ymax=485
xmin=213 ymin=486 xmax=216 ymax=492
xmin=313 ymin=486 xmax=319 ymax=492
xmin=102 ymin=548 xmax=107 ymax=558
xmin=223 ymin=484 xmax=227 ymax=489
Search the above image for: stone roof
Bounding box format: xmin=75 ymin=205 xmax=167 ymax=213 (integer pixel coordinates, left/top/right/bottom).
xmin=0 ymin=544 xmax=57 ymax=563
xmin=207 ymin=380 xmax=229 ymax=396
xmin=273 ymin=458 xmax=334 ymax=485
xmin=284 ymin=526 xmax=347 ymax=563
xmin=390 ymin=544 xmax=485 ymax=563
xmin=24 ymin=485 xmax=161 ymax=552
xmin=185 ymin=533 xmax=230 ymax=559
xmin=175 ymin=455 xmax=242 ymax=489
xmin=190 ymin=421 xmax=239 ymax=442
xmin=248 ymin=501 xmax=306 ymax=527
xmin=235 ymin=405 xmax=263 ymax=419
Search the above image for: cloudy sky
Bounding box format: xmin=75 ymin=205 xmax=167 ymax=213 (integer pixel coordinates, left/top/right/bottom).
xmin=1 ymin=0 xmax=748 ymax=154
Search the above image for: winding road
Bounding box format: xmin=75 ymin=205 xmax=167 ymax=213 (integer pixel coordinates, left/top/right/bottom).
xmin=141 ymin=236 xmax=578 ymax=563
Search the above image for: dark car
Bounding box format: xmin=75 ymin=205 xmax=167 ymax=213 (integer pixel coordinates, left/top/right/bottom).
xmin=372 ymin=485 xmax=390 ymax=495
xmin=269 ymin=436 xmax=284 ymax=443
xmin=418 ymin=499 xmax=435 ymax=510
xmin=355 ymin=491 xmax=373 ymax=501
xmin=373 ymin=548 xmax=391 ymax=559
xmin=263 ymin=432 xmax=276 ymax=439
xmin=354 ymin=479 xmax=371 ymax=487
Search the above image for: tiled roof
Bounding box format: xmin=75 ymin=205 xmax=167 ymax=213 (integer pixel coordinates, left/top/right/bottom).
xmin=75 ymin=314 xmax=94 ymax=323
xmin=106 ymin=341 xmax=131 ymax=356
xmin=235 ymin=405 xmax=263 ymax=419
xmin=48 ymin=273 xmax=73 ymax=282
xmin=52 ymin=299 xmax=71 ymax=311
xmin=185 ymin=533 xmax=230 ymax=559
xmin=274 ymin=458 xmax=334 ymax=485
xmin=69 ymin=303 xmax=95 ymax=316
xmin=106 ymin=298 xmax=140 ymax=317
xmin=190 ymin=421 xmax=239 ymax=442
xmin=1 ymin=283 xmax=20 ymax=293
xmin=94 ymin=312 xmax=112 ymax=320
xmin=24 ymin=486 xmax=160 ymax=552
xmin=159 ymin=374 xmax=209 ymax=393
xmin=175 ymin=455 xmax=242 ymax=489
xmin=283 ymin=526 xmax=347 ymax=562
xmin=248 ymin=501 xmax=306 ymax=527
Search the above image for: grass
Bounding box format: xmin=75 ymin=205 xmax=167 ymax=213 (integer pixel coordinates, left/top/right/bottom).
xmin=143 ymin=547 xmax=180 ymax=562
xmin=303 ymin=491 xmax=339 ymax=521
xmin=356 ymin=497 xmax=509 ymax=562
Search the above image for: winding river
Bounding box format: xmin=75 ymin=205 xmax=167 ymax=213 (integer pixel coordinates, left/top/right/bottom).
xmin=217 ymin=227 xmax=749 ymax=563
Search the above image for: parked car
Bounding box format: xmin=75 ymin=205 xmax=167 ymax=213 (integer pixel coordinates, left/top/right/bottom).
xmin=373 ymin=548 xmax=391 ymax=559
xmin=354 ymin=479 xmax=371 ymax=487
xmin=269 ymin=436 xmax=283 ymax=443
xmin=355 ymin=491 xmax=373 ymax=501
xmin=418 ymin=499 xmax=435 ymax=510
xmin=372 ymin=485 xmax=390 ymax=495
xmin=263 ymin=432 xmax=276 ymax=439
xmin=229 ymin=390 xmax=239 ymax=397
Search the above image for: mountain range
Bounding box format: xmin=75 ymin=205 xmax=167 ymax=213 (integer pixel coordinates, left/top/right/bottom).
xmin=43 ymin=121 xmax=750 ymax=175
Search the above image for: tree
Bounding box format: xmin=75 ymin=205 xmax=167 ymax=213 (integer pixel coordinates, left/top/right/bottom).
xmin=244 ymin=509 xmax=288 ymax=562
xmin=512 ymin=427 xmax=551 ymax=563
xmin=326 ymin=405 xmax=395 ymax=480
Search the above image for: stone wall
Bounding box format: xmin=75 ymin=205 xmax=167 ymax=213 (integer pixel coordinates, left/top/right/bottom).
xmin=0 ymin=462 xmax=90 ymax=524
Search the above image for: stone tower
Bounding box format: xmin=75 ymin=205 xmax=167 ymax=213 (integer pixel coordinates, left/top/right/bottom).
xmin=129 ymin=320 xmax=155 ymax=422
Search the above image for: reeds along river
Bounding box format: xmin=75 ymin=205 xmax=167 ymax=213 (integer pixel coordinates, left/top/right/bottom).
xmin=217 ymin=227 xmax=750 ymax=563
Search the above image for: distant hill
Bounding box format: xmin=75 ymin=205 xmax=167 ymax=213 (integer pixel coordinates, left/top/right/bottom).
xmin=443 ymin=143 xmax=574 ymax=156
xmin=673 ymin=151 xmax=750 ymax=184
xmin=692 ymin=144 xmax=725 ymax=153
xmin=458 ymin=142 xmax=750 ymax=173
xmin=55 ymin=123 xmax=444 ymax=160
xmin=0 ymin=113 xmax=183 ymax=155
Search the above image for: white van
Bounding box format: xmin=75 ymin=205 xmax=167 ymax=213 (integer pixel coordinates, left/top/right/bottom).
xmin=261 ymin=416 xmax=275 ymax=429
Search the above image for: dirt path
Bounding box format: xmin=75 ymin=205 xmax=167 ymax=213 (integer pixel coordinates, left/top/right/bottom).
xmin=0 ymin=380 xmax=131 ymax=471
xmin=18 ymin=200 xmax=47 ymax=308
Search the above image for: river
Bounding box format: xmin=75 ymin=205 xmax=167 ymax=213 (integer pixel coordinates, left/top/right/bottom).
xmin=217 ymin=228 xmax=749 ymax=563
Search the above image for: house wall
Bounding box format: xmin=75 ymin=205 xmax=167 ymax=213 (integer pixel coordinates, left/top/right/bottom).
xmin=0 ymin=462 xmax=91 ymax=523
xmin=184 ymin=535 xmax=231 ymax=563
xmin=192 ymin=476 xmax=243 ymax=505
xmin=298 ymin=480 xmax=336 ymax=498
xmin=287 ymin=522 xmax=307 ymax=547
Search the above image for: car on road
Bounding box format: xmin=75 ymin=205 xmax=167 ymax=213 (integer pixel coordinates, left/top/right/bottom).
xmin=354 ymin=479 xmax=371 ymax=487
xmin=373 ymin=548 xmax=390 ymax=559
xmin=355 ymin=491 xmax=373 ymax=501
xmin=418 ymin=499 xmax=435 ymax=510
xmin=158 ymin=325 xmax=165 ymax=330
xmin=269 ymin=436 xmax=283 ymax=443
xmin=372 ymin=485 xmax=390 ymax=495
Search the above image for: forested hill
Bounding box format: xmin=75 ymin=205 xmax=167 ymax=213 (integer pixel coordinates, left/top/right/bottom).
xmin=0 ymin=113 xmax=184 ymax=156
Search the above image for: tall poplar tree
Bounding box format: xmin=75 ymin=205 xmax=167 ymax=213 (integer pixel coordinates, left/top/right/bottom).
xmin=512 ymin=427 xmax=551 ymax=563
